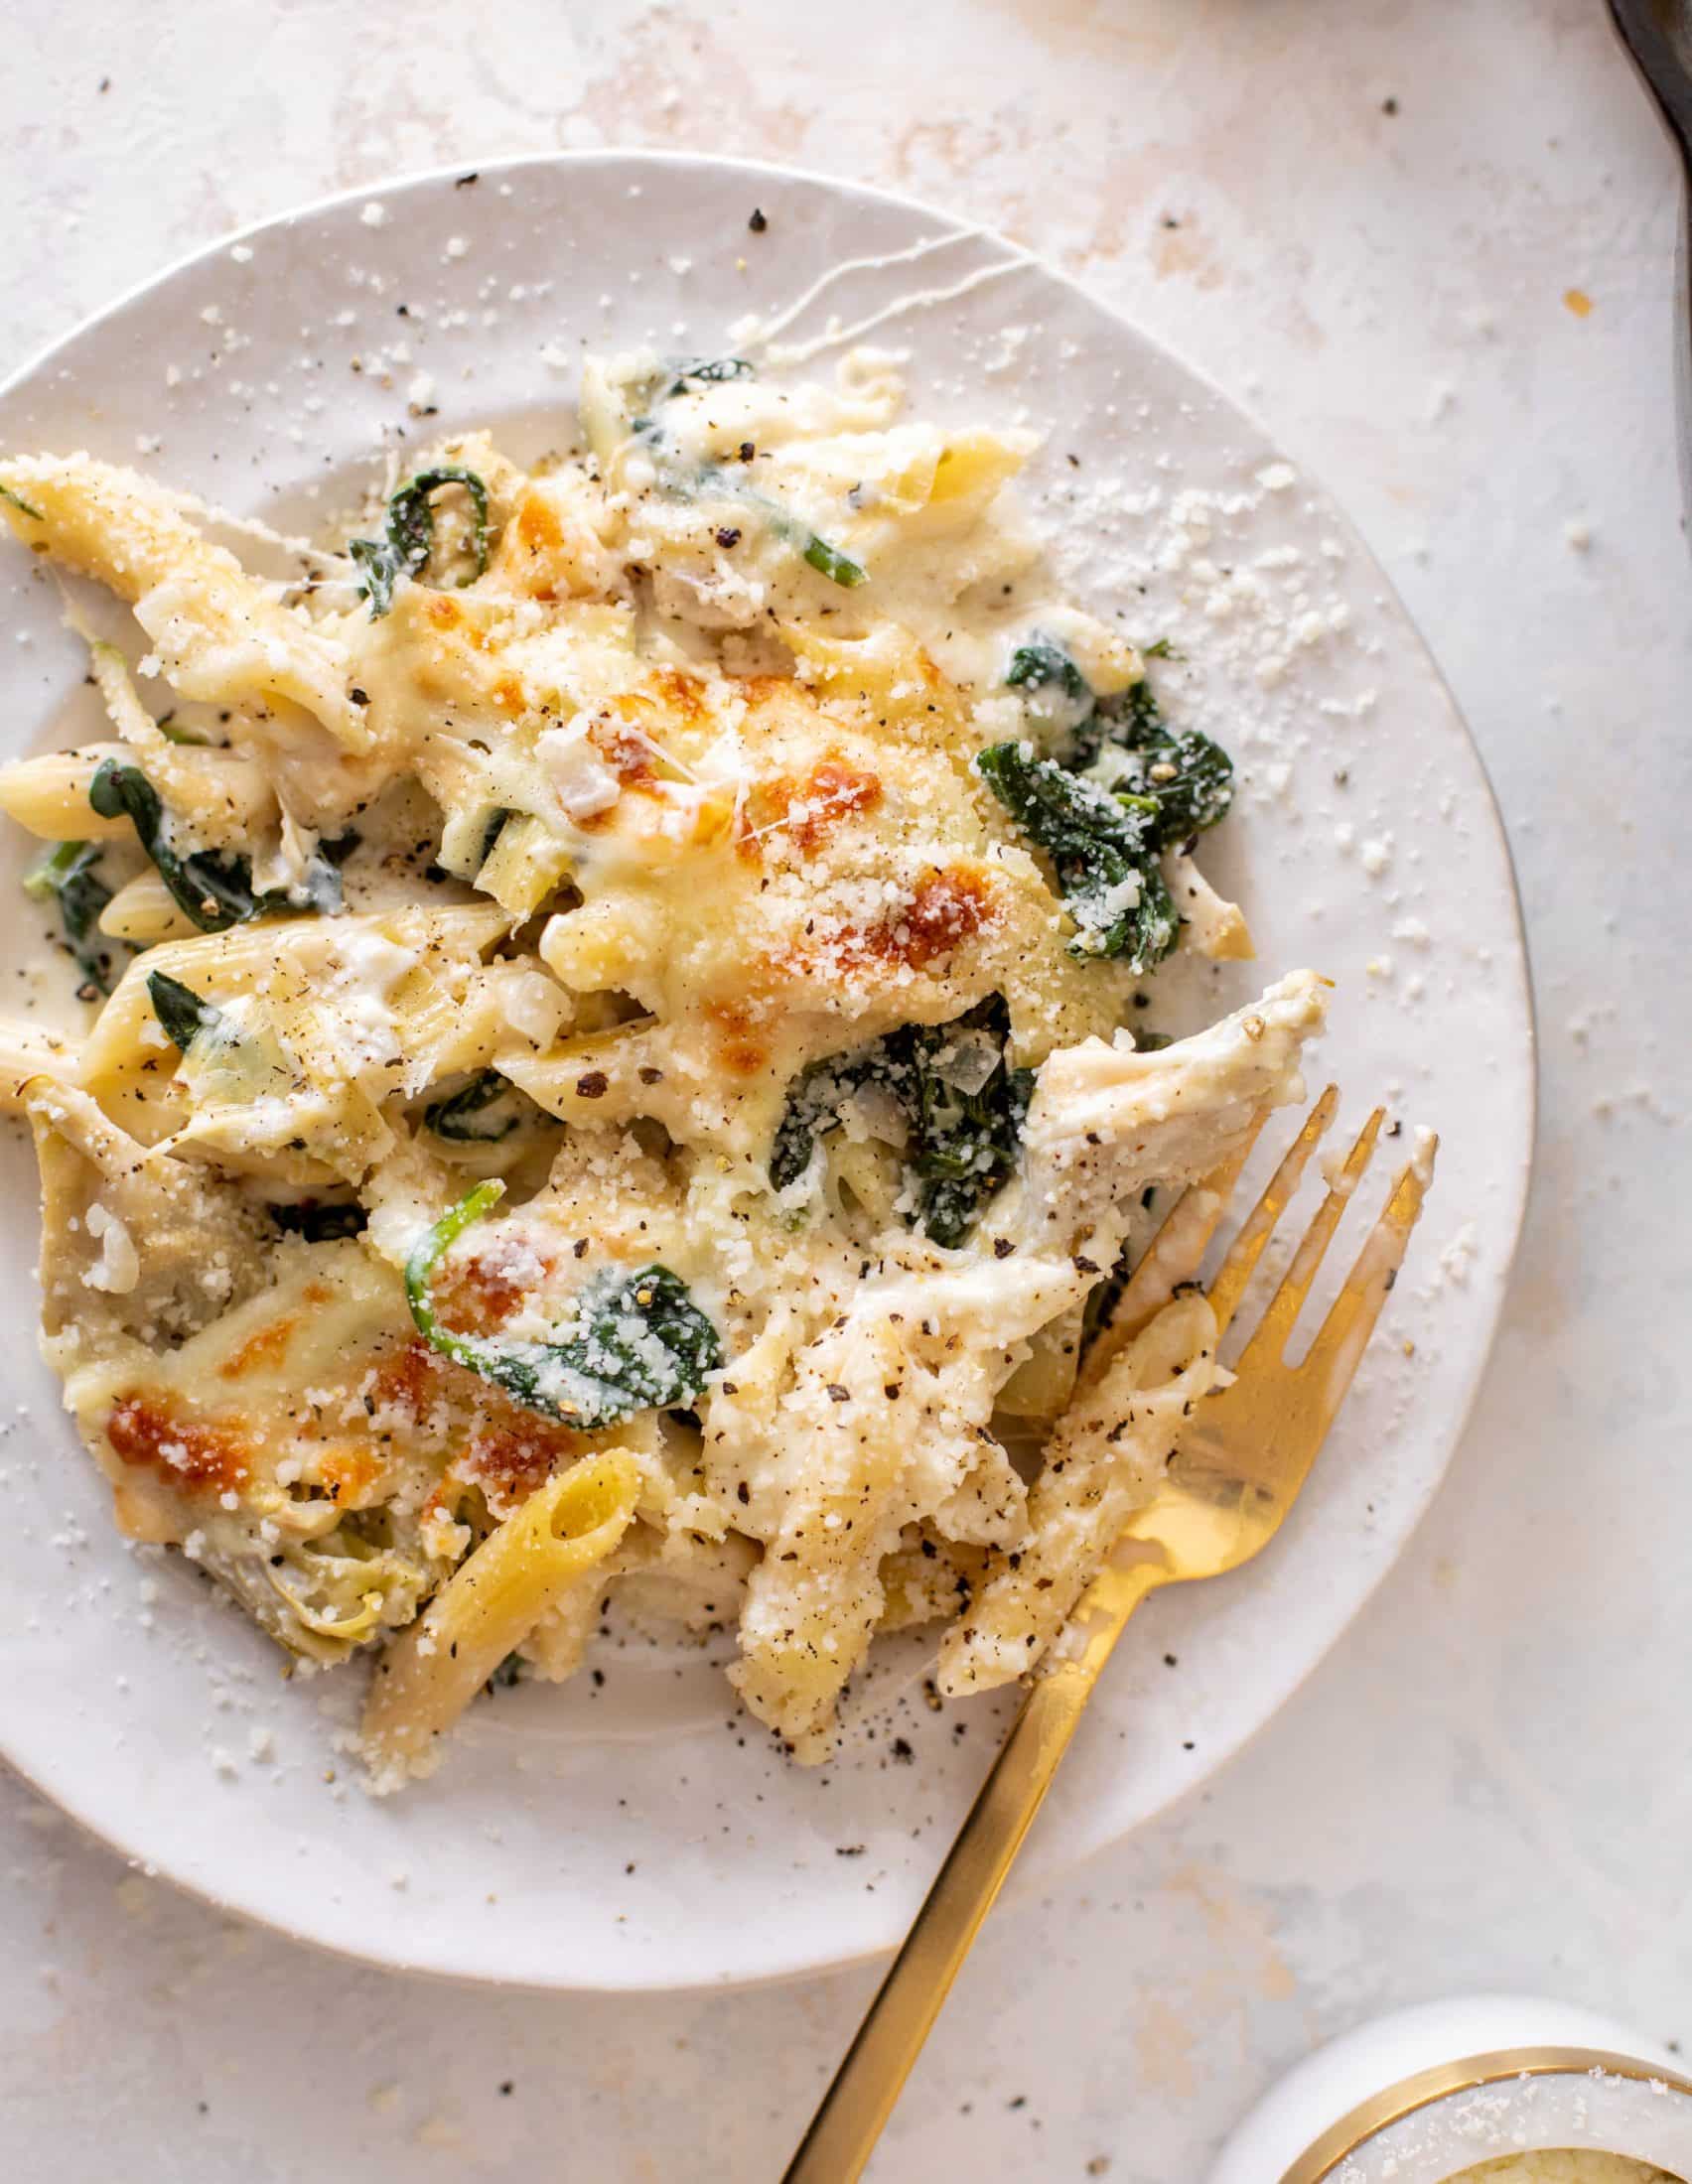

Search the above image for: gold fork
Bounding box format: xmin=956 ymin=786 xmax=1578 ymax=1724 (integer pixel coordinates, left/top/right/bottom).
xmin=782 ymin=1087 xmax=1435 ymax=2184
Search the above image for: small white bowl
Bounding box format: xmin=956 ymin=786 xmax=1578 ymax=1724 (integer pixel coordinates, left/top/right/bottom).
xmin=1210 ymin=1996 xmax=1692 ymax=2182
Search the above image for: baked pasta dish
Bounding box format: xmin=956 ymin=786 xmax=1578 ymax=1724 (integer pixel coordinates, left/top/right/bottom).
xmin=0 ymin=351 xmax=1327 ymax=1782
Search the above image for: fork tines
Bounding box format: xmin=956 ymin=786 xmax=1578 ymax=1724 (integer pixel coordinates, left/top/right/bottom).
xmin=1222 ymin=1095 xmax=1433 ymax=1392
xmin=1095 ymin=1086 xmax=1435 ymax=1407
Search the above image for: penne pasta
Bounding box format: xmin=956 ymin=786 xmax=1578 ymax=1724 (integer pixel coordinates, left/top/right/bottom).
xmin=360 ymin=1450 xmax=640 ymax=1776
xmin=0 ymin=745 xmax=136 ymax=840
xmin=474 ymin=810 xmax=575 ymax=915
xmin=0 ymin=1019 xmax=82 ymax=1107
xmin=936 ymin=1292 xmax=1219 ymax=1697
xmin=97 ymin=871 xmax=200 ymax=945
xmin=994 ymin=1300 xmax=1086 ymax=1422
xmin=0 ymin=453 xmax=368 ymax=747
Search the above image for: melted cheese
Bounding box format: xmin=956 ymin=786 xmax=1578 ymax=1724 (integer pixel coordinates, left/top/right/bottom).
xmin=0 ymin=349 xmax=1322 ymax=1771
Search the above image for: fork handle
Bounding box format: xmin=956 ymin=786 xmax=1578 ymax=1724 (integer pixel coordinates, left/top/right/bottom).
xmin=780 ymin=1557 xmax=1168 ymax=2184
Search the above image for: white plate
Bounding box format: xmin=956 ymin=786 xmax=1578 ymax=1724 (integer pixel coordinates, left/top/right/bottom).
xmin=0 ymin=152 xmax=1533 ymax=1991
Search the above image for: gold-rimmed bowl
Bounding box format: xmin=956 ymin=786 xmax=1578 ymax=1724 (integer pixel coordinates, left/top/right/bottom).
xmin=1212 ymin=1999 xmax=1692 ymax=2183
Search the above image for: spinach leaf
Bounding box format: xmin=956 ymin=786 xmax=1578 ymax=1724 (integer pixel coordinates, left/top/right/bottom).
xmin=405 ymin=1180 xmax=723 ymax=1427
xmin=632 ymin=418 xmax=867 ymax=590
xmin=1000 ymin=640 xmax=1231 ymax=835
xmin=350 ymin=465 xmax=491 ymax=619
xmin=387 ymin=467 xmax=490 ymax=583
xmin=1052 ymin=670 xmax=1135 ymax=772
xmin=771 ymin=997 xmax=1034 ymax=1247
xmin=1006 ymin=640 xmax=1088 ymax=706
xmin=297 ymin=826 xmax=359 ymax=907
xmin=770 ymin=1047 xmax=895 ymax=1194
xmin=424 ymin=1069 xmax=532 ymax=1144
xmin=975 ymin=742 xmax=1177 ymax=971
xmin=666 ymin=355 xmax=756 ymax=394
xmin=1089 ymin=701 xmax=1233 ymax=844
xmin=24 ymin=840 xmax=120 ymax=995
xmin=89 ymin=758 xmax=352 ymax=931
xmin=902 ymin=1002 xmax=1037 ymax=1247
xmin=0 ymin=481 xmax=45 ymax=521
xmin=987 ymin=644 xmax=1232 ymax=966
xmin=146 ymin=970 xmax=230 ymax=1051
xmin=347 ymin=538 xmax=399 ymax=619
xmin=269 ymin=1199 xmax=368 ymax=1242
xmin=92 ymin=760 xmax=256 ymax=929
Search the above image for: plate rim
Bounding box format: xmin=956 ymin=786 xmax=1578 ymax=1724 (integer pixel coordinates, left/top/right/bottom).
xmin=0 ymin=144 xmax=1537 ymax=1992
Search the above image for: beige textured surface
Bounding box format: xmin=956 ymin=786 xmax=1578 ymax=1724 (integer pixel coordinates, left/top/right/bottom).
xmin=1 ymin=3 xmax=1688 ymax=2179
